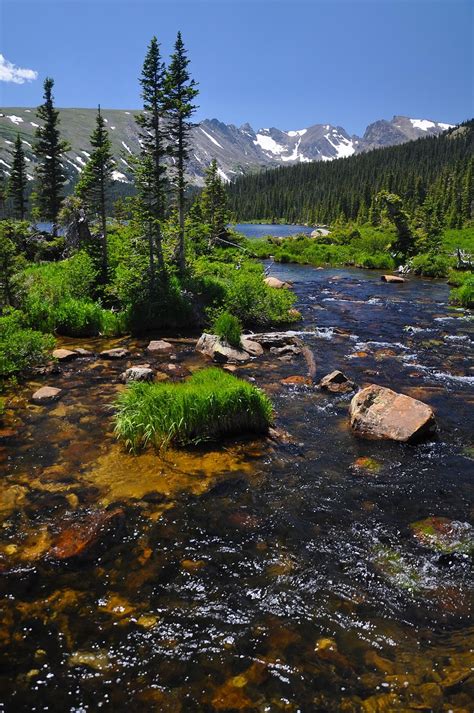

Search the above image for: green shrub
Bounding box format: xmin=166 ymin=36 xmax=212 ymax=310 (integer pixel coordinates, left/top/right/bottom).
xmin=54 ymin=299 xmax=103 ymax=337
xmin=0 ymin=310 xmax=54 ymax=379
xmin=449 ymin=274 xmax=474 ymax=308
xmin=114 ymin=367 xmax=274 ymax=452
xmin=411 ymin=253 xmax=452 ymax=278
xmin=357 ymin=252 xmax=396 ymax=269
xmin=213 ymin=312 xmax=242 ymax=348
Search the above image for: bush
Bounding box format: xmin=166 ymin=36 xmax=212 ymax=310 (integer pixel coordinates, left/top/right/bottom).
xmin=0 ymin=310 xmax=54 ymax=379
xmin=114 ymin=367 xmax=274 ymax=451
xmin=54 ymin=299 xmax=104 ymax=337
xmin=411 ymin=253 xmax=452 ymax=278
xmin=450 ymin=274 xmax=474 ymax=308
xmin=213 ymin=311 xmax=242 ymax=348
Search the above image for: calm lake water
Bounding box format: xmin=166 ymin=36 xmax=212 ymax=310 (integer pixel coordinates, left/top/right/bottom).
xmin=1 ymin=264 xmax=473 ymax=711
xmin=232 ymin=223 xmax=314 ymax=238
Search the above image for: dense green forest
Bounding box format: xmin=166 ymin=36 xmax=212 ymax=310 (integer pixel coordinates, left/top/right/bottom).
xmin=228 ymin=121 xmax=474 ymax=227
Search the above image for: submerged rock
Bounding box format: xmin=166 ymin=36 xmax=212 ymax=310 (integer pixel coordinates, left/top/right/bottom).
xmin=320 ymin=370 xmax=355 ymax=394
xmin=381 ymin=274 xmax=405 ymax=283
xmin=281 ymin=375 xmax=312 ymax=386
xmin=100 ymin=347 xmax=130 ymax=359
xmin=120 ymin=366 xmax=154 ymax=383
xmin=410 ymin=517 xmax=473 ymax=555
xmin=32 ymin=386 xmax=63 ymax=403
xmin=52 ymin=348 xmax=78 ymax=362
xmin=47 ymin=508 xmax=125 ymax=561
xmin=146 ymin=339 xmax=174 ymax=354
xmin=349 ymin=384 xmax=436 ymax=442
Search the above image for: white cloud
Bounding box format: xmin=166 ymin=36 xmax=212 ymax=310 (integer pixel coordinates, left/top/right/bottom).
xmin=0 ymin=54 xmax=38 ymax=84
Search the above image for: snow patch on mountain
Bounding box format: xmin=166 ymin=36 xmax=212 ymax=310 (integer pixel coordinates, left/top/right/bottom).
xmin=112 ymin=170 xmax=128 ymax=182
xmin=200 ymin=127 xmax=224 ymax=149
xmin=217 ymin=167 xmax=230 ymax=183
xmin=287 ymin=129 xmax=307 ymax=137
xmin=7 ymin=115 xmax=23 ymax=125
xmin=254 ymin=133 xmax=286 ymax=155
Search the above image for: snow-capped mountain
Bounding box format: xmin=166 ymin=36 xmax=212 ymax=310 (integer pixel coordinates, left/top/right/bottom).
xmin=0 ymin=109 xmax=455 ymax=187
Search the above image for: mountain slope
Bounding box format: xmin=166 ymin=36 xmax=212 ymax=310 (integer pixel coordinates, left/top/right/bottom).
xmin=0 ymin=108 xmax=454 ymax=188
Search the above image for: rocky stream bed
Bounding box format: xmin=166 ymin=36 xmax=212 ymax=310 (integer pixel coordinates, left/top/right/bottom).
xmin=0 ymin=265 xmax=473 ymax=711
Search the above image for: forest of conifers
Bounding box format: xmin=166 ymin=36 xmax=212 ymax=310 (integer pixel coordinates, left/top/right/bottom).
xmin=227 ymin=121 xmax=474 ymax=227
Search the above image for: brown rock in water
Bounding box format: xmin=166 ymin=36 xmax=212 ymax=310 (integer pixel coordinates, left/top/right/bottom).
xmin=263 ymin=276 xmax=291 ymax=289
xmin=100 ymin=348 xmax=130 ymax=359
xmin=146 ymin=340 xmax=174 ymax=354
xmin=349 ymin=384 xmax=436 ymax=442
xmin=52 ymin=349 xmax=78 ymax=362
xmin=74 ymin=348 xmax=93 ymax=357
xmin=320 ymin=370 xmax=355 ymax=394
xmin=32 ymin=386 xmax=63 ymax=403
xmin=47 ymin=508 xmax=125 ymax=561
xmin=281 ymin=375 xmax=312 ymax=386
xmin=381 ymin=274 xmax=405 ymax=283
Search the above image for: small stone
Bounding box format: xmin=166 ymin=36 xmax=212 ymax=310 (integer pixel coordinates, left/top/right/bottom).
xmin=100 ymin=348 xmax=130 ymax=359
xmin=74 ymin=348 xmax=93 ymax=357
xmin=146 ymin=340 xmax=174 ymax=354
xmin=181 ymin=559 xmax=205 ymax=572
xmin=240 ymin=338 xmax=264 ymax=357
xmin=353 ymin=457 xmax=382 ymax=474
xmin=263 ymin=276 xmax=291 ymax=289
xmin=32 ymin=386 xmax=63 ymax=403
xmin=52 ymin=349 xmax=78 ymax=362
xmin=69 ymin=650 xmax=111 ymax=672
xmin=381 ymin=274 xmax=405 ymax=283
xmin=320 ymin=370 xmax=355 ymax=394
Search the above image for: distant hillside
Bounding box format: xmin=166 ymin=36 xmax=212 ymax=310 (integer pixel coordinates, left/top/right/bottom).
xmin=227 ymin=121 xmax=474 ymax=227
xmin=0 ymin=108 xmax=454 ymax=191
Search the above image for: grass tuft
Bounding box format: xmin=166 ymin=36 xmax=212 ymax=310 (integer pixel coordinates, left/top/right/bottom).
xmin=212 ymin=311 xmax=242 ymax=348
xmin=114 ymin=367 xmax=273 ymax=452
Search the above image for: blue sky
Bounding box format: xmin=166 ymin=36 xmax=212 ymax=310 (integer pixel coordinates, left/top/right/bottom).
xmin=1 ymin=0 xmax=472 ymax=135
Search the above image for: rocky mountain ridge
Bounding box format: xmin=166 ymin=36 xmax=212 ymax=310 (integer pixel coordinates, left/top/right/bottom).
xmin=0 ymin=108 xmax=454 ymax=187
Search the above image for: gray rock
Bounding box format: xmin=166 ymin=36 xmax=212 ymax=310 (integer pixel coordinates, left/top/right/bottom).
xmin=32 ymin=386 xmax=63 ymax=403
xmin=146 ymin=340 xmax=174 ymax=354
xmin=120 ymin=366 xmax=154 ymax=383
xmin=100 ymin=348 xmax=130 ymax=359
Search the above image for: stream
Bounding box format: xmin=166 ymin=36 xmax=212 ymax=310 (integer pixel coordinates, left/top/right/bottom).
xmin=0 ymin=265 xmax=473 ymax=711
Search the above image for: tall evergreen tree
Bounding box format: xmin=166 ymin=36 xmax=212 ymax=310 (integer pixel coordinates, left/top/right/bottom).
xmin=200 ymin=159 xmax=229 ymax=246
xmin=33 ymin=77 xmax=69 ymax=233
xmin=165 ymin=31 xmax=199 ymax=274
xmin=76 ymin=106 xmax=114 ymax=277
xmin=0 ymin=167 xmax=7 ymax=219
xmin=134 ymin=36 xmax=167 ymax=287
xmin=9 ymin=134 xmax=28 ymax=220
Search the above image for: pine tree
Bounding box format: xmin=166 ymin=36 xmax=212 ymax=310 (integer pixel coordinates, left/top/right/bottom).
xmin=461 ymin=157 xmax=473 ymax=223
xmin=76 ymin=106 xmax=114 ymax=277
xmin=33 ymin=77 xmax=69 ymax=233
xmin=200 ymin=159 xmax=229 ymax=246
xmin=165 ymin=31 xmax=199 ymax=274
xmin=134 ymin=36 xmax=167 ymax=287
xmin=9 ymin=134 xmax=28 ymax=220
xmin=0 ymin=168 xmax=7 ymax=219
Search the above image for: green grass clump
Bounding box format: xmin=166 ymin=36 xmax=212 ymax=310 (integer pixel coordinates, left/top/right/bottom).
xmin=212 ymin=312 xmax=242 ymax=348
xmin=449 ymin=273 xmax=474 ymax=308
xmin=114 ymin=367 xmax=273 ymax=452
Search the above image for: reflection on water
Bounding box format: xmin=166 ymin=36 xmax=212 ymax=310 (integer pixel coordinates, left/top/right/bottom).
xmin=1 ymin=266 xmax=473 ymax=711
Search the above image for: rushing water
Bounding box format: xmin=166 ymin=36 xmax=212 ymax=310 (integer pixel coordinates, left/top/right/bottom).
xmin=232 ymin=223 xmax=315 ymax=239
xmin=1 ymin=265 xmax=473 ymax=711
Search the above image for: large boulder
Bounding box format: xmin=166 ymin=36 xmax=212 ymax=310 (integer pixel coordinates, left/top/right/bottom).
xmin=349 ymin=384 xmax=436 ymax=442
xmin=196 ymin=333 xmax=261 ymax=364
xmin=263 ymin=276 xmax=291 ymax=289
xmin=320 ymin=370 xmax=355 ymax=394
